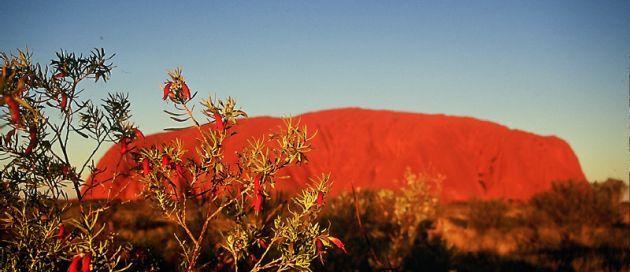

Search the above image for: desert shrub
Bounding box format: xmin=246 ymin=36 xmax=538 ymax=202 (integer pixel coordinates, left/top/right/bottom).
xmin=384 ymin=170 xmax=442 ymax=267
xmin=466 ymin=198 xmax=509 ymax=233
xmin=319 ymin=169 xmax=442 ymax=270
xmin=530 ymin=180 xmax=621 ymax=228
xmin=1 ymin=49 xmax=131 ymax=271
xmin=125 ymin=68 xmax=345 ymax=271
xmin=592 ymin=178 xmax=627 ymax=218
xmin=400 ymin=220 xmax=454 ymax=271
xmin=1 ymin=49 xmax=344 ymax=271
xmin=527 ymin=180 xmax=630 ymax=271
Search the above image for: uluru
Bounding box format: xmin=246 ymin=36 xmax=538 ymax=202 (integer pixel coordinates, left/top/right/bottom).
xmin=82 ymin=108 xmax=586 ymax=202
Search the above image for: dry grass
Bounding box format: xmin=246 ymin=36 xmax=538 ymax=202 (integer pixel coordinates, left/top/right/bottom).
xmin=62 ymin=185 xmax=630 ymax=271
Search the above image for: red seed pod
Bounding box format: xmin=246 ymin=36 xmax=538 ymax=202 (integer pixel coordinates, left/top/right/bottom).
xmin=327 ymin=236 xmax=347 ymax=254
xmin=161 ymin=154 xmax=170 ymax=168
xmin=60 ymin=93 xmax=68 ymax=112
xmin=182 ymin=82 xmax=191 ymax=100
xmin=81 ymin=253 xmax=91 ymax=272
xmin=214 ymin=112 xmax=224 ymax=131
xmin=134 ymin=128 xmax=145 ymax=140
xmin=54 ymin=72 xmax=66 ymax=79
xmin=58 ymin=223 xmax=65 ymax=240
xmin=142 ymin=158 xmax=150 ymax=176
xmin=316 ymin=191 xmax=324 ymax=208
xmin=24 ymin=125 xmax=38 ymax=156
xmin=162 ymin=83 xmax=172 ymax=100
xmin=67 ymin=255 xmax=81 ymax=272
xmin=4 ymin=95 xmax=20 ymax=126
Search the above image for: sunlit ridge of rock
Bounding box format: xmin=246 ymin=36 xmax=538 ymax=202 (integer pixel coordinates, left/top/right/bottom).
xmin=82 ymin=107 xmax=586 ymax=202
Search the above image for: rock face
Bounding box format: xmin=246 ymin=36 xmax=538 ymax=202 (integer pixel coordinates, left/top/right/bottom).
xmin=82 ymin=108 xmax=586 ymax=202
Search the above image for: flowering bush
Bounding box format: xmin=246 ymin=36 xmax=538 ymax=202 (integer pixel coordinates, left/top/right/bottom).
xmin=0 ymin=49 xmax=344 ymax=271
xmin=135 ymin=68 xmax=344 ymax=271
xmin=1 ymin=49 xmax=130 ymax=272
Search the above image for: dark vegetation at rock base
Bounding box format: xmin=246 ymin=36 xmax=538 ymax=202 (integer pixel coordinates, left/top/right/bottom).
xmin=63 ymin=179 xmax=629 ymax=271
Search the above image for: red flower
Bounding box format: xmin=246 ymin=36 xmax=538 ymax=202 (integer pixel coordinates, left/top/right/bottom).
xmin=24 ymin=125 xmax=38 ymax=155
xmin=81 ymin=253 xmax=91 ymax=272
xmin=316 ymin=238 xmax=324 ymax=256
xmin=249 ymin=253 xmax=258 ymax=263
xmin=258 ymin=239 xmax=267 ymax=249
xmin=316 ymin=191 xmax=324 ymax=208
xmin=213 ymin=186 xmax=224 ymax=198
xmin=175 ymin=163 xmax=185 ymax=177
xmin=4 ymin=95 xmax=20 ymax=126
xmin=58 ymin=223 xmax=65 ymax=240
xmin=4 ymin=129 xmax=16 ymax=145
xmin=327 ymin=236 xmax=347 ymax=254
xmin=134 ymin=249 xmax=148 ymax=261
xmin=134 ymin=128 xmax=145 ymax=140
xmin=214 ymin=112 xmax=224 ymax=131
xmin=67 ymin=255 xmax=81 ymax=272
xmin=182 ymin=82 xmax=191 ymax=100
xmin=62 ymin=164 xmax=74 ymax=180
xmin=252 ymin=192 xmax=263 ymax=214
xmin=60 ymin=93 xmax=68 ymax=112
xmin=54 ymin=72 xmax=66 ymax=79
xmin=119 ymin=138 xmax=129 ymax=155
xmin=142 ymin=158 xmax=150 ymax=176
xmin=161 ymin=154 xmax=170 ymax=168
xmin=253 ymin=176 xmax=261 ymax=192
xmin=162 ymin=83 xmax=172 ymax=100
xmin=17 ymin=78 xmax=25 ymax=96
xmin=252 ymin=176 xmax=263 ymax=214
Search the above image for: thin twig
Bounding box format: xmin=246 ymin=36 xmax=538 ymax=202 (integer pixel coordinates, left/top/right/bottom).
xmin=351 ymin=184 xmax=392 ymax=270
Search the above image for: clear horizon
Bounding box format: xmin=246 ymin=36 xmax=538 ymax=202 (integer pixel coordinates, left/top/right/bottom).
xmin=1 ymin=0 xmax=629 ymax=184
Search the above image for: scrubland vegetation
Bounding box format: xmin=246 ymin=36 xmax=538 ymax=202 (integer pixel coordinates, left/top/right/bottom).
xmin=61 ymin=178 xmax=627 ymax=271
xmin=1 ymin=49 xmax=628 ymax=271
xmin=0 ymin=49 xmax=343 ymax=271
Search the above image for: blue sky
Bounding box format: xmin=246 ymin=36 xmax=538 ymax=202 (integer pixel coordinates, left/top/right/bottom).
xmin=2 ymin=0 xmax=629 ymax=183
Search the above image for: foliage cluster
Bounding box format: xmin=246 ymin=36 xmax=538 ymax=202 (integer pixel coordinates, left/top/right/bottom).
xmin=318 ymin=169 xmax=442 ymax=270
xmin=2 ymin=48 xmax=628 ymax=272
xmin=530 ymin=179 xmax=626 ymax=229
xmin=461 ymin=179 xmax=630 ymax=271
xmin=0 ymin=49 xmax=344 ymax=271
xmin=1 ymin=48 xmax=131 ymax=272
xmin=57 ymin=168 xmax=445 ymax=271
